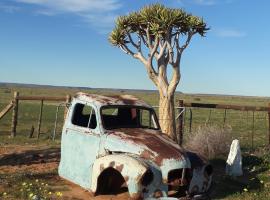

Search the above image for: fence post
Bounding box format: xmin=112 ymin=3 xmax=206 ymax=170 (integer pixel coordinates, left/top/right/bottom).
xmin=252 ymin=111 xmax=255 ymax=150
xmin=223 ymin=109 xmax=227 ymax=127
xmin=268 ymin=103 xmax=270 ymax=146
xmin=64 ymin=95 xmax=71 ymax=119
xmin=178 ymin=100 xmax=184 ymax=146
xmin=11 ymin=91 xmax=19 ymax=138
xmin=29 ymin=125 xmax=35 ymax=138
xmin=37 ymin=100 xmax=44 ymax=139
xmin=189 ymin=109 xmax=193 ymax=133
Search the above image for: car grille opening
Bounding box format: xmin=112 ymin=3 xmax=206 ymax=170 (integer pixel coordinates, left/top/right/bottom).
xmin=141 ymin=169 xmax=154 ymax=186
xmin=167 ymin=168 xmax=192 ymax=197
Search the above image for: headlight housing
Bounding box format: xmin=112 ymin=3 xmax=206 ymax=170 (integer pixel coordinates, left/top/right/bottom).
xmin=141 ymin=169 xmax=154 ymax=186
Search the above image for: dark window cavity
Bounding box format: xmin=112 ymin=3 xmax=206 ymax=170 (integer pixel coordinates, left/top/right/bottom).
xmin=72 ymin=103 xmax=97 ymax=129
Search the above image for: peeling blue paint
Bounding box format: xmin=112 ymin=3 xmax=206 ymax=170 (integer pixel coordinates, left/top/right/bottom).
xmin=58 ymin=93 xmax=212 ymax=199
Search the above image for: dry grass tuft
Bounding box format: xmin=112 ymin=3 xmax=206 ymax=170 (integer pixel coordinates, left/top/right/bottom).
xmin=185 ymin=125 xmax=232 ymax=159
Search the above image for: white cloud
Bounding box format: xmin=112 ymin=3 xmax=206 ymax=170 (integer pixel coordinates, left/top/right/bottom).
xmin=215 ymin=28 xmax=247 ymax=38
xmin=193 ymin=0 xmax=217 ymax=6
xmin=0 ymin=4 xmax=20 ymax=13
xmin=14 ymin=0 xmax=121 ymax=32
xmin=178 ymin=0 xmax=234 ymax=6
xmin=15 ymin=0 xmax=121 ymax=13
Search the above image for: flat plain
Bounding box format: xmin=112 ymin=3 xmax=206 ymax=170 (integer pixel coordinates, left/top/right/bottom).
xmin=0 ymin=83 xmax=269 ymax=199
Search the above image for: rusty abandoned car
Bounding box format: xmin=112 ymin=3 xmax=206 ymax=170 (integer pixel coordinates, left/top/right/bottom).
xmin=58 ymin=92 xmax=213 ymax=199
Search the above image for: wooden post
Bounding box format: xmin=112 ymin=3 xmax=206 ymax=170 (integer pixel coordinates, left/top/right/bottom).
xmin=37 ymin=100 xmax=44 ymax=139
xmin=64 ymin=95 xmax=71 ymax=119
xmin=251 ymin=111 xmax=255 ymax=150
xmin=223 ymin=109 xmax=227 ymax=127
xmin=189 ymin=109 xmax=193 ymax=133
xmin=207 ymin=109 xmax=212 ymax=124
xmin=178 ymin=100 xmax=184 ymax=146
xmin=11 ymin=91 xmax=19 ymax=138
xmin=268 ymin=103 xmax=270 ymax=146
xmin=29 ymin=125 xmax=35 ymax=138
xmin=0 ymin=101 xmax=14 ymax=120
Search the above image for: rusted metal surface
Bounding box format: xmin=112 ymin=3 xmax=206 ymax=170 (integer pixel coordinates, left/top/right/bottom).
xmin=91 ymin=154 xmax=148 ymax=197
xmin=58 ymin=93 xmax=212 ymax=199
xmin=74 ymin=92 xmax=152 ymax=108
xmin=105 ymin=128 xmax=187 ymax=166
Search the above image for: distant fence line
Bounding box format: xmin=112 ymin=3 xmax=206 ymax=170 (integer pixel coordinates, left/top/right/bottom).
xmin=176 ymin=100 xmax=270 ymax=148
xmin=1 ymin=92 xmax=270 ymax=149
xmin=0 ymin=91 xmax=71 ymax=138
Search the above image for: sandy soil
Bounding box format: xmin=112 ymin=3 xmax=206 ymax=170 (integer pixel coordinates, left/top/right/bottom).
xmin=0 ymin=145 xmax=131 ymax=200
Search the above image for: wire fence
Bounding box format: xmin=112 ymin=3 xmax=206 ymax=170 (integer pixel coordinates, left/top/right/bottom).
xmin=1 ymin=93 xmax=270 ymax=150
xmin=154 ymin=101 xmax=270 ymax=150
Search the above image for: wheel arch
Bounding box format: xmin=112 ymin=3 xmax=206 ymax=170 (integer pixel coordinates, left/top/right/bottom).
xmin=91 ymin=154 xmax=148 ymax=197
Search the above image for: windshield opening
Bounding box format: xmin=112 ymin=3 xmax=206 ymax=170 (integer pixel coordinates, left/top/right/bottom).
xmin=101 ymin=106 xmax=160 ymax=130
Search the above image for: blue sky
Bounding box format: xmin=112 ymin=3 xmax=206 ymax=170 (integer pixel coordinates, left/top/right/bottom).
xmin=0 ymin=0 xmax=269 ymax=96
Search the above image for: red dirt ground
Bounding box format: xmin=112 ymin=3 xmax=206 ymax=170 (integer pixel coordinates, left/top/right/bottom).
xmin=0 ymin=145 xmax=131 ymax=200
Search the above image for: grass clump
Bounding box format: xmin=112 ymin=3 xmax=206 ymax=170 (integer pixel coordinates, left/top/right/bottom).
xmin=185 ymin=125 xmax=232 ymax=159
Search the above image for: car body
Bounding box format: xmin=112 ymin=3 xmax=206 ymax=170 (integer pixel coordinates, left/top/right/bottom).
xmin=58 ymin=92 xmax=213 ymax=199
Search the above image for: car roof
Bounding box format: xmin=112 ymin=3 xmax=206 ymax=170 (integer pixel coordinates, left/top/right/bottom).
xmin=74 ymin=92 xmax=152 ymax=108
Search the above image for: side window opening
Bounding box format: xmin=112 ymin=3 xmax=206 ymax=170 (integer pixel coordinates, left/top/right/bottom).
xmin=101 ymin=106 xmax=159 ymax=130
xmin=140 ymin=109 xmax=157 ymax=129
xmin=72 ymin=103 xmax=97 ymax=129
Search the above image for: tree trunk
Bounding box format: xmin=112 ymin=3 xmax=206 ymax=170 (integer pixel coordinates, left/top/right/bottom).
xmin=158 ymin=94 xmax=176 ymax=140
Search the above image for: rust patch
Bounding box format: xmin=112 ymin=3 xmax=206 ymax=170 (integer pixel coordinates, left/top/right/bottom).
xmin=141 ymin=150 xmax=155 ymax=160
xmin=116 ymin=164 xmax=124 ymax=172
xmin=130 ymin=192 xmax=143 ymax=200
xmin=124 ymin=176 xmax=129 ymax=182
xmin=100 ymin=164 xmax=105 ymax=172
xmin=109 ymin=161 xmax=116 ymax=167
xmin=75 ymin=92 xmax=151 ymax=108
xmin=107 ymin=128 xmax=187 ymax=165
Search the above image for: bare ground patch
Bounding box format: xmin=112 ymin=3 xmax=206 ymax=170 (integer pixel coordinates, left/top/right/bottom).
xmin=0 ymin=145 xmax=130 ymax=200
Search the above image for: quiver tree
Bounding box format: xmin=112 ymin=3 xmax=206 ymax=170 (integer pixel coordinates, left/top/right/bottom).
xmin=109 ymin=4 xmax=208 ymax=140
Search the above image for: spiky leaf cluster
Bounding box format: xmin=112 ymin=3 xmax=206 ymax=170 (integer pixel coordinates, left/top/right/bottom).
xmin=109 ymin=4 xmax=208 ymax=46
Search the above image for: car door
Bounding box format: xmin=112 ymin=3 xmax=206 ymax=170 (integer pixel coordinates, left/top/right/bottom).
xmin=60 ymin=100 xmax=101 ymax=189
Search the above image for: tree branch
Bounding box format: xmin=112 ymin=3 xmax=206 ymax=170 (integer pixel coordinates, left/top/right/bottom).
xmin=127 ymin=33 xmax=139 ymax=49
xmin=166 ymin=41 xmax=174 ymax=65
xmin=146 ymin=25 xmax=153 ymax=50
xmin=120 ymin=44 xmax=148 ymax=66
xmin=179 ymin=31 xmax=194 ymax=54
xmin=120 ymin=44 xmax=135 ymax=55
xmin=168 ymin=64 xmax=181 ymax=96
xmin=134 ymin=52 xmax=148 ymax=66
xmin=157 ymin=42 xmax=167 ymax=61
xmin=139 ymin=32 xmax=148 ymax=47
xmin=149 ymin=36 xmax=159 ymax=61
xmin=137 ymin=35 xmax=141 ymax=52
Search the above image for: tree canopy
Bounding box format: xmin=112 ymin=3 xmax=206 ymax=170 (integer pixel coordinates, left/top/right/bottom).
xmin=109 ymin=4 xmax=208 ymax=49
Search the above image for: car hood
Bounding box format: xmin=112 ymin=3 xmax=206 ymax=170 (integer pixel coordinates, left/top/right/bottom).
xmin=104 ymin=128 xmax=191 ymax=169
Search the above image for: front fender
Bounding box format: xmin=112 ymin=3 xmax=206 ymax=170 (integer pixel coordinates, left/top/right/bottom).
xmin=189 ymin=165 xmax=213 ymax=195
xmin=91 ymin=154 xmax=148 ymax=197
